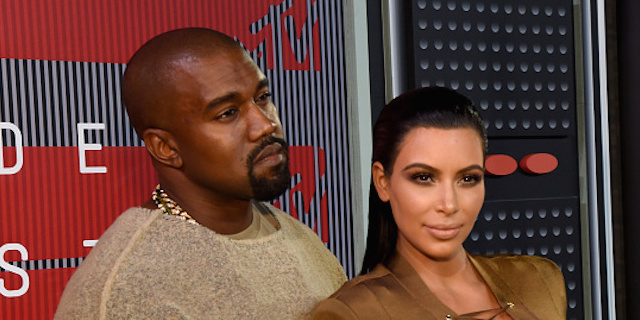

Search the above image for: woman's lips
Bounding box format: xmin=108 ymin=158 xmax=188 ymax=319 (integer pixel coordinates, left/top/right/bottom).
xmin=423 ymin=225 xmax=462 ymax=240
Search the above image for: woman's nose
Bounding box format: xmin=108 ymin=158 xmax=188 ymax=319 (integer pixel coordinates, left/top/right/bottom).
xmin=435 ymin=184 xmax=459 ymax=215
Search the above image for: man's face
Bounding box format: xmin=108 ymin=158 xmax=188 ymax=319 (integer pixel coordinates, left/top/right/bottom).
xmin=167 ymin=49 xmax=290 ymax=202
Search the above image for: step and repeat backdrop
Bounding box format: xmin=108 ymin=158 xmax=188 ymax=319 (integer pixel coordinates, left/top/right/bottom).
xmin=0 ymin=0 xmax=354 ymax=318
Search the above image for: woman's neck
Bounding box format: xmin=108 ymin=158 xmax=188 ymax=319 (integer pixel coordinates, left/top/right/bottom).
xmin=396 ymin=241 xmax=471 ymax=284
xmin=396 ymin=241 xmax=506 ymax=317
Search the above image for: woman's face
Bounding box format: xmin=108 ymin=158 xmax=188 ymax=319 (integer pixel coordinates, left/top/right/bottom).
xmin=373 ymin=127 xmax=485 ymax=262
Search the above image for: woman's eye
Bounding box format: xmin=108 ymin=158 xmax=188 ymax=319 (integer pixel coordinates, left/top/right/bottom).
xmin=412 ymin=174 xmax=433 ymax=183
xmin=461 ymin=174 xmax=483 ymax=185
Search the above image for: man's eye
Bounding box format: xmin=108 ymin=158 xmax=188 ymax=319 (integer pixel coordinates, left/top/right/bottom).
xmin=254 ymin=93 xmax=272 ymax=107
xmin=217 ymin=108 xmax=238 ymax=120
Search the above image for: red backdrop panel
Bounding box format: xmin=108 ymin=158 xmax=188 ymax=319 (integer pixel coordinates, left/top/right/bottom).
xmin=0 ymin=0 xmax=319 ymax=70
xmin=0 ymin=268 xmax=76 ymax=320
xmin=0 ymin=146 xmax=156 ymax=260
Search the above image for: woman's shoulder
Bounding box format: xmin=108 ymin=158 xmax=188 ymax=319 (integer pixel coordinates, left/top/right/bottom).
xmin=472 ymin=253 xmax=563 ymax=278
xmin=473 ymin=252 xmax=559 ymax=265
xmin=472 ymin=253 xmax=567 ymax=318
xmin=312 ymin=264 xmax=396 ymax=320
xmin=329 ymin=264 xmax=394 ymax=299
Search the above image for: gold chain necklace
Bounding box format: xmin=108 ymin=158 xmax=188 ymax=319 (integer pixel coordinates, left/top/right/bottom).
xmin=152 ymin=185 xmax=200 ymax=225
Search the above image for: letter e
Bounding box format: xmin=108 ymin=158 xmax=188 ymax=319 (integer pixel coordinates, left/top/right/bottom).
xmin=77 ymin=123 xmax=107 ymax=174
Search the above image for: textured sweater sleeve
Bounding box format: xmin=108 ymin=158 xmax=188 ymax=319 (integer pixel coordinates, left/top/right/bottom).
xmin=54 ymin=208 xmax=161 ymax=320
xmin=274 ymin=209 xmax=347 ymax=291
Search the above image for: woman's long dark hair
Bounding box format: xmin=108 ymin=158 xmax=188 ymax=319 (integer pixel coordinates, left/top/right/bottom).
xmin=359 ymin=86 xmax=488 ymax=275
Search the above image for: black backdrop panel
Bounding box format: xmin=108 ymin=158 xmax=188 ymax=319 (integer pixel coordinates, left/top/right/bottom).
xmin=407 ymin=1 xmax=583 ymax=319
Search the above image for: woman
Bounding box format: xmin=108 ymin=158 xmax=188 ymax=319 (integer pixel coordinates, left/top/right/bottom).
xmin=313 ymin=87 xmax=566 ymax=319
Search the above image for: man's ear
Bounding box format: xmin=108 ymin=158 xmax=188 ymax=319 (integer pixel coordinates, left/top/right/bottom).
xmin=142 ymin=128 xmax=183 ymax=169
xmin=372 ymin=162 xmax=390 ymax=202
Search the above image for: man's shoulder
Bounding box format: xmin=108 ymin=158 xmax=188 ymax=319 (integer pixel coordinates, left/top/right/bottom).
xmin=258 ymin=202 xmax=315 ymax=235
xmin=87 ymin=207 xmax=162 ymax=256
xmin=259 ymin=202 xmax=332 ymax=253
xmin=54 ymin=207 xmax=162 ymax=319
xmin=258 ymin=202 xmax=347 ymax=284
xmin=103 ymin=206 xmax=159 ymax=234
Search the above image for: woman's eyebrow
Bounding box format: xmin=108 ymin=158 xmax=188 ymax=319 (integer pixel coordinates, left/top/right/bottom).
xmin=458 ymin=164 xmax=485 ymax=173
xmin=402 ymin=163 xmax=440 ymax=174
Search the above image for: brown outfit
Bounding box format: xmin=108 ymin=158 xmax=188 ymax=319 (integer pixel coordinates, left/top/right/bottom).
xmin=313 ymin=253 xmax=566 ymax=319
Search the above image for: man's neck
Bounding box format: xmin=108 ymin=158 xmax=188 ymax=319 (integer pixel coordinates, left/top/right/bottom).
xmin=187 ymin=199 xmax=254 ymax=234
xmin=153 ymin=179 xmax=255 ymax=234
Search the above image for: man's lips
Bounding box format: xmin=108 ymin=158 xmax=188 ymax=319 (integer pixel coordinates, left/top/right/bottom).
xmin=253 ymin=143 xmax=285 ymax=165
xmin=423 ymin=224 xmax=462 ymax=240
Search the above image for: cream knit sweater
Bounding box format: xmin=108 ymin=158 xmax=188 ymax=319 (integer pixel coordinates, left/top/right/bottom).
xmin=55 ymin=204 xmax=347 ymax=319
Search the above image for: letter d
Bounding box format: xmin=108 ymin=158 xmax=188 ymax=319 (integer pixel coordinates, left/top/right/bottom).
xmin=0 ymin=122 xmax=24 ymax=175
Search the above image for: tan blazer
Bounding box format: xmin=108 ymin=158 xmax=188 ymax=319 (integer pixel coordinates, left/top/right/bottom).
xmin=313 ymin=253 xmax=566 ymax=320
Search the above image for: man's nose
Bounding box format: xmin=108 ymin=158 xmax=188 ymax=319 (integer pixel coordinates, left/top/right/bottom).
xmin=247 ymin=101 xmax=278 ymax=141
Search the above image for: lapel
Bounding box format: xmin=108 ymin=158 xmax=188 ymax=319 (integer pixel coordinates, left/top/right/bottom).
xmin=468 ymin=254 xmax=539 ymax=319
xmin=386 ymin=254 xmax=455 ymax=319
xmin=386 ymin=253 xmax=540 ymax=319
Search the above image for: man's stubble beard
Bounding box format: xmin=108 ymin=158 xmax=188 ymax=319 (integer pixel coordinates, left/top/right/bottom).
xmin=247 ymin=137 xmax=291 ymax=201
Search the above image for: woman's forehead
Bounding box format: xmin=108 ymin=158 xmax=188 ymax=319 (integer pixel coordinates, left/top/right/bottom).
xmin=394 ymin=127 xmax=484 ymax=167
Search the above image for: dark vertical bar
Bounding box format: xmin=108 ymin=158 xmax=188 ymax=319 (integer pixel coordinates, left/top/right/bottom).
xmin=366 ymin=0 xmax=385 ymax=124
xmin=618 ymin=0 xmax=640 ymax=318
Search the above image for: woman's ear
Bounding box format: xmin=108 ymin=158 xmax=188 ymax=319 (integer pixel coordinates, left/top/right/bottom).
xmin=142 ymin=128 xmax=183 ymax=169
xmin=372 ymin=162 xmax=390 ymax=202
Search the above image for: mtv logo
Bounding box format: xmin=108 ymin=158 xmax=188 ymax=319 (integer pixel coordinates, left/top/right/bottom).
xmin=274 ymin=146 xmax=329 ymax=243
xmin=224 ymin=0 xmax=321 ymax=71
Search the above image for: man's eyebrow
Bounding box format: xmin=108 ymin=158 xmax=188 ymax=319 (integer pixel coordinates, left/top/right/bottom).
xmin=206 ymin=78 xmax=269 ymax=111
xmin=206 ymin=92 xmax=239 ymax=111
xmin=257 ymin=78 xmax=269 ymax=90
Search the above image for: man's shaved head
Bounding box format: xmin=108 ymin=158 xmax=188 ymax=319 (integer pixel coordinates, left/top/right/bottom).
xmin=122 ymin=28 xmax=247 ymax=136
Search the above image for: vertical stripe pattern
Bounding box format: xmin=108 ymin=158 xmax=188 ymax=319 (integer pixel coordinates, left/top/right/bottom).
xmin=0 ymin=59 xmax=137 ymax=147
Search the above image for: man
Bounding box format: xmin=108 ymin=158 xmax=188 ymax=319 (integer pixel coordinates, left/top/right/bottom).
xmin=55 ymin=28 xmax=346 ymax=319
